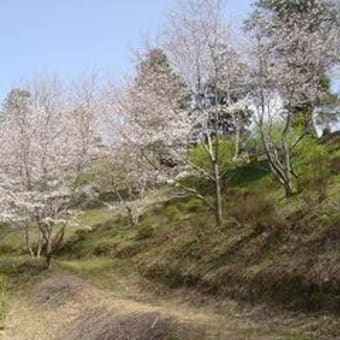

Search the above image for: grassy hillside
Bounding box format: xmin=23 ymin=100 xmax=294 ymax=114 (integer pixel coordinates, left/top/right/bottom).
xmin=53 ymin=135 xmax=340 ymax=313
xmin=0 ymin=134 xmax=339 ymax=338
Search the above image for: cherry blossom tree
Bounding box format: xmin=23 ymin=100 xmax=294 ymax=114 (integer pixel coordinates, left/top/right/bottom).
xmin=102 ymin=49 xmax=189 ymax=223
xmin=69 ymin=73 xmax=101 ymax=176
xmin=162 ymin=0 xmax=251 ymax=224
xmin=104 ymin=50 xmax=190 ymax=170
xmin=95 ymin=143 xmax=156 ymax=226
xmin=245 ymin=0 xmax=340 ymax=196
xmin=104 ymin=0 xmax=251 ymax=226
xmin=0 ymin=75 xmax=100 ymax=268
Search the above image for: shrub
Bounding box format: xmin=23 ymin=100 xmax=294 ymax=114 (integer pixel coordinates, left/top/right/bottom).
xmin=181 ymin=197 xmax=204 ymax=213
xmin=164 ymin=205 xmax=183 ymax=221
xmin=228 ymin=189 xmax=281 ymax=228
xmin=74 ymin=228 xmax=91 ymax=241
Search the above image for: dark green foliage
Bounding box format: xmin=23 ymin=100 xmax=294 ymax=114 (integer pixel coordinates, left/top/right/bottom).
xmin=224 ymin=161 xmax=271 ymax=189
xmin=136 ymin=48 xmax=189 ymax=111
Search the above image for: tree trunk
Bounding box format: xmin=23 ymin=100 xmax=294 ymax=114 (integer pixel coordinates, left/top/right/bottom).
xmin=45 ymin=253 xmax=52 ymax=270
xmin=36 ymin=234 xmax=43 ymax=259
xmin=24 ymin=226 xmax=34 ymax=258
xmin=45 ymin=238 xmax=52 ymax=270
xmin=268 ymin=158 xmax=296 ymax=198
xmin=43 ymin=227 xmax=53 ymax=270
xmin=213 ymin=161 xmax=223 ymax=226
xmin=126 ymin=206 xmax=139 ymax=226
xmin=283 ymin=181 xmax=295 ymax=197
xmin=282 ymin=137 xmax=297 ymax=197
xmin=233 ymin=126 xmax=240 ymax=162
xmin=260 ymin=126 xmax=297 ymax=198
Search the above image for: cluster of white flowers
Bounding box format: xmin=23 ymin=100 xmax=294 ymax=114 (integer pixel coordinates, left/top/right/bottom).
xmin=0 ymin=76 xmax=99 ymax=265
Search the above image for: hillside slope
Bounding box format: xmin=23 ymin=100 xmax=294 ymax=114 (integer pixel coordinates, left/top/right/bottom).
xmin=1 ymin=135 xmax=339 ymax=339
xmin=57 ymin=136 xmax=340 ymax=316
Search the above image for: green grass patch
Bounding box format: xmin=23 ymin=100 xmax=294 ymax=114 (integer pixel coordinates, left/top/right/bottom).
xmin=78 ymin=207 xmax=118 ymax=227
xmin=0 ymin=274 xmax=8 ymax=329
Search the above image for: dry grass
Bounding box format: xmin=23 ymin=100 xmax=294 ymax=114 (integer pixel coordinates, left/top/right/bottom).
xmin=58 ymin=308 xmax=185 ymax=340
xmin=32 ymin=275 xmax=92 ymax=308
xmin=1 ymin=274 xmax=199 ymax=340
xmin=2 ymin=270 xmax=339 ymax=339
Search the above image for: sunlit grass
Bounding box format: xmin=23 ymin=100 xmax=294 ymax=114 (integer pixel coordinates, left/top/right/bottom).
xmin=78 ymin=207 xmax=117 ymax=226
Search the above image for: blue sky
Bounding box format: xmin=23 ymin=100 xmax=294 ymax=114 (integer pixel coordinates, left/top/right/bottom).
xmin=0 ymin=0 xmax=252 ymax=101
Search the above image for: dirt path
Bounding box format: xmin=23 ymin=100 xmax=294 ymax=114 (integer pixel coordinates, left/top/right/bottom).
xmin=0 ymin=271 xmax=336 ymax=340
